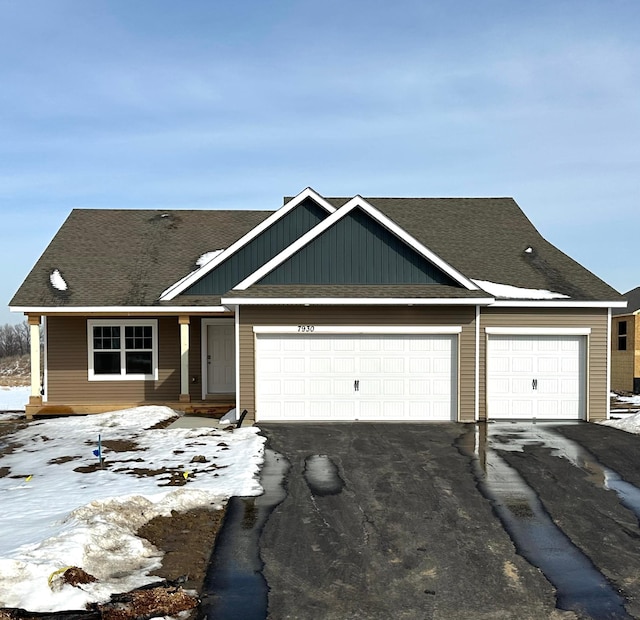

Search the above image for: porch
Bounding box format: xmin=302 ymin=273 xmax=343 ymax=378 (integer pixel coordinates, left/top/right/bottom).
xmin=25 ymin=396 xmax=236 ymax=419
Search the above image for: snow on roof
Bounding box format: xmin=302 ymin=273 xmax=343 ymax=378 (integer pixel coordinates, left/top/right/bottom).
xmin=49 ymin=269 xmax=68 ymax=291
xmin=196 ymin=249 xmax=224 ymax=266
xmin=471 ymin=279 xmax=570 ymax=300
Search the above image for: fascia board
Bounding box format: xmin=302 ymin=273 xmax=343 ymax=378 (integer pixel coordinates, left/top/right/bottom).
xmin=10 ymin=305 xmax=232 ymax=315
xmin=234 ymin=195 xmax=478 ymax=291
xmin=160 ymin=187 xmax=336 ymax=301
xmin=489 ymin=300 xmax=628 ymax=308
xmin=220 ymin=297 xmax=495 ymax=306
xmin=253 ymin=325 xmax=464 ymax=334
xmin=486 ymin=327 xmax=592 ymax=335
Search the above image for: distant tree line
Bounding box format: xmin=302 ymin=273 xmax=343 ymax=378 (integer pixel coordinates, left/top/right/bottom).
xmin=0 ymin=321 xmax=30 ymax=358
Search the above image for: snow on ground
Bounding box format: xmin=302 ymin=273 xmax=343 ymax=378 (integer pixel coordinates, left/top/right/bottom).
xmin=601 ymin=393 xmax=640 ymax=434
xmin=0 ymin=385 xmax=29 ymax=412
xmin=0 ymin=406 xmax=265 ymax=611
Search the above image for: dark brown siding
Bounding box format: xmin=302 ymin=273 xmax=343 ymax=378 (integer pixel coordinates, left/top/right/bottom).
xmin=479 ymin=308 xmax=609 ymax=421
xmin=239 ymin=305 xmax=477 ymax=423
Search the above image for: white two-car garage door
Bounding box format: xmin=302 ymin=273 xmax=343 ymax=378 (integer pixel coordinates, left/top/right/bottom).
xmin=487 ymin=334 xmax=586 ymax=420
xmin=255 ymin=331 xmax=458 ymax=421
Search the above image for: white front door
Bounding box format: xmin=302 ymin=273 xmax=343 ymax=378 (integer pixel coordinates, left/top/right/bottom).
xmin=487 ymin=335 xmax=586 ymax=419
xmin=255 ymin=333 xmax=457 ymax=421
xmin=206 ymin=323 xmax=235 ymax=394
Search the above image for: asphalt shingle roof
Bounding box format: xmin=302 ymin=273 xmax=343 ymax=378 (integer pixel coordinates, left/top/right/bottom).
xmin=10 ymin=196 xmax=623 ymax=308
xmin=613 ymin=287 xmax=640 ymax=315
xmin=224 ymin=285 xmax=491 ymax=300
xmin=10 ymin=209 xmax=271 ymax=307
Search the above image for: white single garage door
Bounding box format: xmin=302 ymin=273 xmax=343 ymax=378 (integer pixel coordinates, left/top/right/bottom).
xmin=255 ymin=333 xmax=457 ymax=421
xmin=487 ymin=335 xmax=586 ymax=419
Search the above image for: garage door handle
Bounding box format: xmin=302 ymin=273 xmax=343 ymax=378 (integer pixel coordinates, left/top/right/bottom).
xmin=354 ymin=380 xmax=360 ymax=392
xmin=532 ymin=379 xmax=538 ymax=390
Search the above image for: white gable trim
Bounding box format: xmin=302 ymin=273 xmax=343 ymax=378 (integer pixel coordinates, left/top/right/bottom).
xmin=233 ymin=195 xmax=478 ymax=291
xmin=159 ymin=187 xmax=337 ymax=301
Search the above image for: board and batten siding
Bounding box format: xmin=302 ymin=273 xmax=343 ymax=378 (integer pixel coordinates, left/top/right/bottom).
xmin=259 ymin=208 xmax=458 ymax=286
xmin=45 ymin=315 xmax=208 ymax=404
xmin=479 ymin=308 xmax=609 ymax=421
xmin=239 ymin=305 xmax=477 ymax=423
xmin=184 ymin=198 xmax=328 ymax=296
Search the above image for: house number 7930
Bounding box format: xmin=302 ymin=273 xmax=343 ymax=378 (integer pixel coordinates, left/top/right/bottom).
xmin=297 ymin=325 xmax=315 ymax=333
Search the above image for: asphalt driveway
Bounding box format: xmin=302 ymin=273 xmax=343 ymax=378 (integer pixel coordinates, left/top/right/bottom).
xmin=255 ymin=422 xmax=640 ymax=620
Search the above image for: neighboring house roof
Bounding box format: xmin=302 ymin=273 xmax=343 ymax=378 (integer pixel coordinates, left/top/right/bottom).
xmin=10 ymin=190 xmax=625 ymax=310
xmin=613 ymin=287 xmax=640 ymax=316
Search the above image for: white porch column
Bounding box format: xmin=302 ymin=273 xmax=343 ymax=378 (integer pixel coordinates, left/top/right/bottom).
xmin=179 ymin=315 xmax=191 ymax=402
xmin=28 ymin=315 xmax=42 ymax=405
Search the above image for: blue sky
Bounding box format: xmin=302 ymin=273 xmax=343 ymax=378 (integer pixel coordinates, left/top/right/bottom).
xmin=1 ymin=0 xmax=639 ymax=324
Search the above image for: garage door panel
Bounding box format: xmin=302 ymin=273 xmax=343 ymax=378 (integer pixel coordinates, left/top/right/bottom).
xmin=538 ymin=357 xmax=559 ymax=373
xmin=383 ymin=357 xmax=404 ymax=373
xmin=409 ymin=379 xmax=429 ymax=395
xmin=284 ymin=339 xmax=305 ymax=351
xmin=334 ymin=358 xmax=356 ymax=373
xmin=255 ymin=333 xmax=457 ymax=421
xmin=538 ymin=378 xmax=559 ymax=393
xmin=360 ymin=357 xmax=382 ymax=373
xmin=283 ymin=357 xmax=305 ymax=373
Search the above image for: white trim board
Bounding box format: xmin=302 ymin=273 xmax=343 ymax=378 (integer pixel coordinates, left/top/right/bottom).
xmin=253 ymin=325 xmax=463 ymax=334
xmin=233 ymin=195 xmax=479 ymax=292
xmin=490 ymin=300 xmax=626 ymax=308
xmin=11 ymin=306 xmax=232 ymax=315
xmin=160 ymin=187 xmax=337 ymax=301
xmin=485 ymin=327 xmax=592 ymax=336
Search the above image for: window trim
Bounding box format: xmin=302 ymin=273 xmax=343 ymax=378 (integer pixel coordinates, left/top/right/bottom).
xmin=87 ymin=319 xmax=158 ymax=381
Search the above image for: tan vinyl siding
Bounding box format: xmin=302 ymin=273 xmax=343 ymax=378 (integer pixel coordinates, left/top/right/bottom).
xmin=45 ymin=314 xmax=235 ymax=408
xmin=239 ymin=305 xmax=477 ymax=423
xmin=47 ymin=316 xmax=181 ymax=403
xmin=479 ymin=308 xmax=609 ymax=421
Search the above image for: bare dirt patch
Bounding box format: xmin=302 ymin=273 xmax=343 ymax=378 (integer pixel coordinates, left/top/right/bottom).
xmin=101 ymin=440 xmax=146 ymax=453
xmin=137 ymin=506 xmax=224 ymax=592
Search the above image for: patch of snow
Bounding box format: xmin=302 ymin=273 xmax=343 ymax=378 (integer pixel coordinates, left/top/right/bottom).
xmin=0 ymin=386 xmax=29 ymax=411
xmin=196 ymin=249 xmax=224 ymax=266
xmin=472 ymin=279 xmax=570 ymax=300
xmin=50 ymin=269 xmax=68 ymax=292
xmin=611 ymin=392 xmax=640 ymax=407
xmin=0 ymin=405 xmax=265 ymax=611
xmin=600 ymin=412 xmax=640 ymax=434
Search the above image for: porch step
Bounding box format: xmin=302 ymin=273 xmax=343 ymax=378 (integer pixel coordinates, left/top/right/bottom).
xmin=184 ymin=404 xmax=235 ymax=418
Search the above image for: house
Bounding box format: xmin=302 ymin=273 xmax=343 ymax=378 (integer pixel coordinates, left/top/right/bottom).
xmin=611 ymin=287 xmax=640 ymax=393
xmin=10 ymin=188 xmax=625 ymax=422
